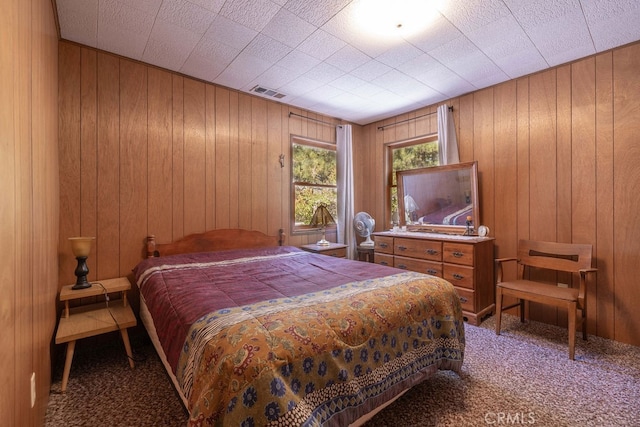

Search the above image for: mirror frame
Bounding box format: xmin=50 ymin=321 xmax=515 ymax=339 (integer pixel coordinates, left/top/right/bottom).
xmin=397 ymin=161 xmax=479 ymax=234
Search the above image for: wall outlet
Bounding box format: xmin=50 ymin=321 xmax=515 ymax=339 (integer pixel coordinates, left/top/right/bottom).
xmin=557 ymin=282 xmax=569 ymax=288
xmin=30 ymin=372 xmax=36 ymax=408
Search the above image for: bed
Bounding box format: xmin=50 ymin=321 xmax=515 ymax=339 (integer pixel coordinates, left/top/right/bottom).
xmin=133 ymin=229 xmax=465 ymax=426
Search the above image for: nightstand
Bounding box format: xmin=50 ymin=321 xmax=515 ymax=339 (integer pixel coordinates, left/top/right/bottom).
xmin=300 ymin=242 xmax=348 ymax=258
xmin=55 ymin=276 xmax=137 ymax=392
xmin=356 ymin=245 xmax=375 ymax=263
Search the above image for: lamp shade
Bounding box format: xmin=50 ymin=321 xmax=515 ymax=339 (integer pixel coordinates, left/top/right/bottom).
xmin=310 ymin=204 xmax=335 ymax=227
xmin=404 ymin=195 xmax=419 ymax=212
xmin=69 ymin=237 xmax=95 ymax=257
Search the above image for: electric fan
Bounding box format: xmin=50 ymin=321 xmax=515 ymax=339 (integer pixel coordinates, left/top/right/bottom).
xmin=353 ymin=212 xmax=375 ymax=247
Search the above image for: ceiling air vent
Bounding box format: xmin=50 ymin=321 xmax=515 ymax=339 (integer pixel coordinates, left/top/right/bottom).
xmin=250 ymin=85 xmax=286 ymax=99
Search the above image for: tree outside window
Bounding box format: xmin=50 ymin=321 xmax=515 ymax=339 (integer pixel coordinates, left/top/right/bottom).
xmin=387 ymin=137 xmax=439 ymax=224
xmin=291 ymin=137 xmax=337 ymax=232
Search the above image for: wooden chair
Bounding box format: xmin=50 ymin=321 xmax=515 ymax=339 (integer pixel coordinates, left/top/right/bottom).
xmin=494 ymin=239 xmax=597 ymax=360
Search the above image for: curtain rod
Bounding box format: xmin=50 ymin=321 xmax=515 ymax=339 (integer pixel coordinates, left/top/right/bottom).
xmin=288 ymin=112 xmax=342 ymax=127
xmin=377 ymin=106 xmax=453 ymax=131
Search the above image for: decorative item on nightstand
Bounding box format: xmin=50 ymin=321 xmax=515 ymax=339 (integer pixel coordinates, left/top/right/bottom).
xmin=69 ymin=237 xmax=95 ymax=290
xmin=310 ymin=204 xmax=335 ymax=246
xmin=353 ymin=212 xmax=375 ymax=247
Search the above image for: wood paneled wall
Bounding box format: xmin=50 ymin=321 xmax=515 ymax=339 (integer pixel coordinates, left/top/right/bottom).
xmin=360 ymin=42 xmax=640 ymax=347
xmin=58 ymin=41 xmax=344 ymax=292
xmin=1 ymin=0 xmax=59 ymax=425
xmin=58 ymin=40 xmax=639 ymax=348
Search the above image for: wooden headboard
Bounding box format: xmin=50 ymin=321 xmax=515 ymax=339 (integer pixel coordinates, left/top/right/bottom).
xmin=146 ymin=228 xmax=285 ymax=258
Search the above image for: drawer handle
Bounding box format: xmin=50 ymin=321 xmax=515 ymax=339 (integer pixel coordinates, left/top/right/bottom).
xmin=379 ymin=242 xmax=388 ymax=248
xmin=459 ymin=296 xmax=468 ymax=303
xmin=452 ymin=251 xmax=464 ymax=258
xmin=453 ymin=273 xmax=465 ymax=280
xmin=380 ymin=261 xmax=389 ymax=266
xmin=397 ymin=264 xmax=407 ymax=269
xmin=398 ymin=245 xmax=407 ymax=251
xmin=426 ymin=249 xmax=438 ymax=255
xmin=427 ymin=269 xmax=437 ymax=275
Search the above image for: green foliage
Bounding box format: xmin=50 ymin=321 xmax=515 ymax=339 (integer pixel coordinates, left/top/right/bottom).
xmin=390 ymin=141 xmax=439 ymax=216
xmin=293 ymin=143 xmax=337 ymax=226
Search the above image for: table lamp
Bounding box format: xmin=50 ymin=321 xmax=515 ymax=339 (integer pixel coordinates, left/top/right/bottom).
xmin=310 ymin=204 xmax=335 ymax=246
xmin=69 ymin=237 xmax=95 ymax=290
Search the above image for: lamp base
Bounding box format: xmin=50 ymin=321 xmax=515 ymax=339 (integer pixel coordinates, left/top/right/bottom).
xmin=72 ymin=256 xmax=92 ymax=290
xmin=316 ymin=238 xmax=331 ymax=246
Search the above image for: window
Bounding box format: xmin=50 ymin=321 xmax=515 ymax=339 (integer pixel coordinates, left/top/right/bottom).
xmin=387 ymin=136 xmax=439 ymax=224
xmin=291 ymin=136 xmax=337 ymax=233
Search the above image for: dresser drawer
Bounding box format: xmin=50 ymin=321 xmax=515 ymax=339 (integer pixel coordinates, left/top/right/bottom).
xmin=455 ymin=287 xmax=475 ymax=312
xmin=374 ymin=236 xmax=394 ymax=254
xmin=443 ymin=242 xmax=474 ymax=266
xmin=394 ymin=238 xmax=442 ymax=261
xmin=443 ymin=264 xmax=474 ymax=289
xmin=374 ymin=253 xmax=394 ymax=267
xmin=394 ymin=256 xmax=442 ymax=277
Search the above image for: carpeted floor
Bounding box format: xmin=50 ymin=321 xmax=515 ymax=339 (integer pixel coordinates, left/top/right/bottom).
xmin=45 ymin=314 xmax=640 ymax=426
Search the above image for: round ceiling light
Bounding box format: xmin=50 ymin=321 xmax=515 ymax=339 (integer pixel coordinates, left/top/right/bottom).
xmin=355 ymin=0 xmax=441 ymax=38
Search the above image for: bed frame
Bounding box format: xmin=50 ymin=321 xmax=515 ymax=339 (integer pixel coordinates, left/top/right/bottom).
xmin=146 ymin=228 xmax=285 ymax=258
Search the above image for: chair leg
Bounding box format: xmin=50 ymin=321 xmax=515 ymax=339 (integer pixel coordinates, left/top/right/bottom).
xmin=520 ymin=299 xmax=525 ymax=323
xmin=568 ymin=301 xmax=577 ymax=360
xmin=581 ymin=306 xmax=587 ymax=340
xmin=495 ymin=286 xmax=503 ymax=335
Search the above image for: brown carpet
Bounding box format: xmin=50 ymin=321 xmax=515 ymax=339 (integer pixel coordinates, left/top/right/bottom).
xmin=46 ymin=314 xmax=640 ymax=426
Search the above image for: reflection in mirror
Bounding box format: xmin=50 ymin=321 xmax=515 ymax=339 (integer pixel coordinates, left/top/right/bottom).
xmin=397 ymin=161 xmax=479 ymax=234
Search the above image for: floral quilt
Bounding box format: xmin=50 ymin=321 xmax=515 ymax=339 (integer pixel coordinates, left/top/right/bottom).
xmin=134 ymin=247 xmax=464 ymax=426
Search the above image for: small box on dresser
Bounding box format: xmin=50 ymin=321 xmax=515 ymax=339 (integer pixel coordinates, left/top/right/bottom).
xmin=373 ymin=231 xmax=495 ymax=325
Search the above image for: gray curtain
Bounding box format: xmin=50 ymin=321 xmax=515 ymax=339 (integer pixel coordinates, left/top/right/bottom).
xmin=437 ymin=104 xmax=460 ymax=164
xmin=337 ymin=124 xmax=356 ymax=259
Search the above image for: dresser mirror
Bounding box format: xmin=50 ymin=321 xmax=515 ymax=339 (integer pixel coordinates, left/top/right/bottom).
xmin=397 ymin=160 xmax=479 ymax=234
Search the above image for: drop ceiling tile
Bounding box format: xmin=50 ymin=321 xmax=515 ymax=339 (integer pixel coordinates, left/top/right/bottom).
xmin=157 ymin=0 xmax=217 ymax=34
xmin=277 ymin=50 xmax=321 ymax=73
xmin=297 ymin=29 xmax=347 ymax=60
xmin=97 ymin=23 xmax=148 ymax=59
xmin=116 ymin=0 xmax=163 ymax=15
xmin=98 ymin=0 xmax=155 ymax=42
xmin=347 ymin=82 xmax=385 ymax=98
xmin=375 ymin=41 xmax=424 ymax=68
xmin=56 ymin=0 xmax=98 ymax=46
xmin=582 ymin=0 xmax=640 ymax=51
xmin=329 ymin=74 xmax=367 ymax=92
xmin=180 ymin=54 xmax=227 ymax=82
xmin=191 ymin=38 xmax=240 ymax=65
xmin=219 ymin=0 xmax=281 ymax=32
xmin=215 ymin=53 xmax=274 ymax=88
xmin=261 ymin=8 xmax=317 ymax=48
xmin=405 ymin=14 xmax=463 ymax=53
xmin=428 ymin=35 xmax=480 ymax=66
xmin=279 ymin=75 xmax=325 ymax=96
xmin=284 ymin=0 xmax=352 ymax=27
xmin=246 ymin=64 xmax=303 ymax=90
xmin=349 ymin=60 xmax=392 ymax=82
xmin=143 ymin=20 xmax=202 ymax=71
xmin=203 ymin=16 xmax=257 ymax=50
xmin=302 ymin=62 xmax=345 ymax=84
xmin=397 ymin=54 xmax=442 ymax=79
xmin=244 ymin=34 xmax=292 ymax=63
xmin=325 ymin=45 xmax=371 ymax=73
xmin=439 ymin=0 xmax=511 ymax=34
xmin=185 ymin=0 xmax=226 ymax=13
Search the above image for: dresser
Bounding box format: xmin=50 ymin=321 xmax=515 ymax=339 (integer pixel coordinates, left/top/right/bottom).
xmin=300 ymin=242 xmax=347 ymax=258
xmin=372 ymin=231 xmax=495 ymax=325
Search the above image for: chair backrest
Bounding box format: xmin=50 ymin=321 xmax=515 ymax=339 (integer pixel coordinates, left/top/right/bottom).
xmin=517 ymin=239 xmax=593 ymax=276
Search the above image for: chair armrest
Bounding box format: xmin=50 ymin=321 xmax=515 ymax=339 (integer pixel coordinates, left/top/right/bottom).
xmin=495 ymin=257 xmax=518 ymax=283
xmin=579 ymin=268 xmax=597 ymax=275
xmin=577 ymin=268 xmax=597 ymax=301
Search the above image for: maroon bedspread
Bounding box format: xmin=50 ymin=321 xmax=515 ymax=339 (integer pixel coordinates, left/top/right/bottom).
xmin=133 ymin=246 xmax=402 ymax=372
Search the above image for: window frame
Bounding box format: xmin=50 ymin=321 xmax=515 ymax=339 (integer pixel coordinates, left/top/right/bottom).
xmin=290 ymin=135 xmax=338 ymax=235
xmin=384 ymin=134 xmax=439 ymax=227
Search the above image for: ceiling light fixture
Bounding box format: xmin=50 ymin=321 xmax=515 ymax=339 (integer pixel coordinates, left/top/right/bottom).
xmin=355 ymin=0 xmax=441 ymax=38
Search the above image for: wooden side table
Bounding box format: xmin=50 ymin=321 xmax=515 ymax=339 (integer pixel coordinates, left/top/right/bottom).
xmin=55 ymin=276 xmax=137 ymax=391
xmin=300 ymin=242 xmax=348 ymax=258
xmin=357 ymin=245 xmax=375 ymax=263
